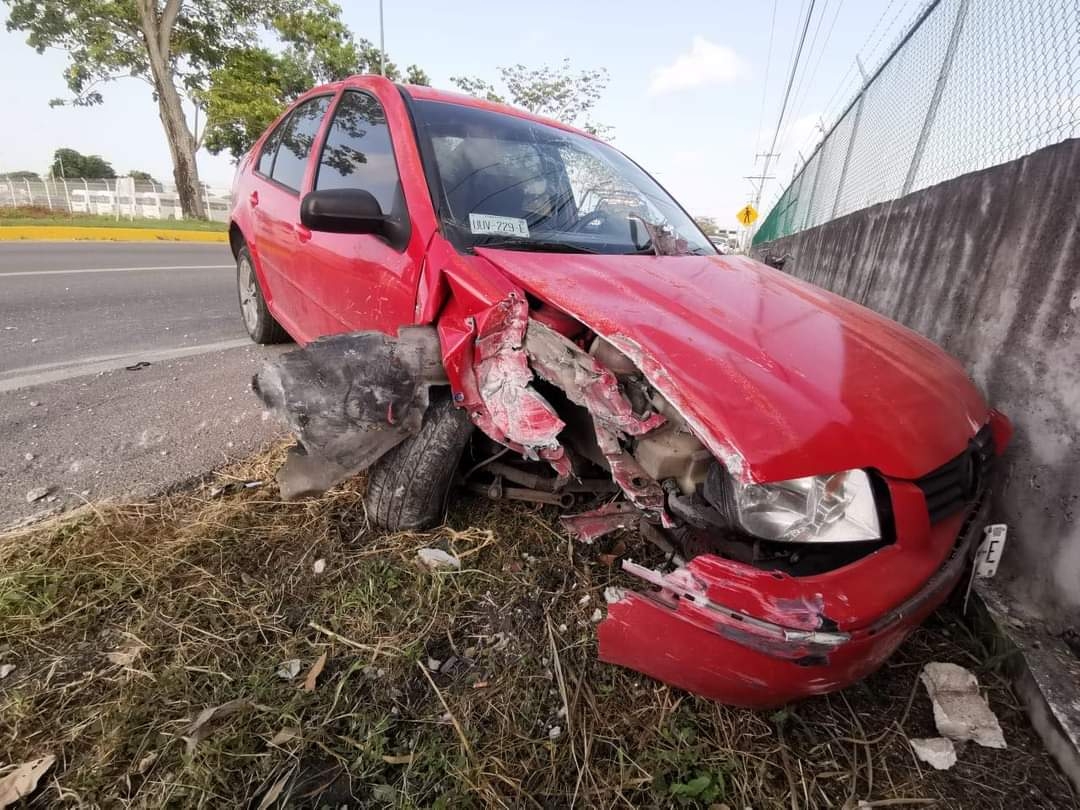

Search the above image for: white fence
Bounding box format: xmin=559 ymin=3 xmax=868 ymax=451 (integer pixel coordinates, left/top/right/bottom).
xmin=0 ymin=176 xmax=232 ymax=222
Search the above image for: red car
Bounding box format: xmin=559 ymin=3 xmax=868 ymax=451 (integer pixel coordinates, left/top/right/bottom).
xmin=229 ymin=76 xmax=1011 ymax=708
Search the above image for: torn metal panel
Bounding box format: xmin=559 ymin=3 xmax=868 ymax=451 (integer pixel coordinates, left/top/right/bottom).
xmin=523 ymin=319 xmax=669 ymax=518
xmin=523 ymin=320 xmax=666 ymax=437
xmin=595 ymin=423 xmax=669 ymax=521
xmin=438 ymin=292 xmax=572 ymax=480
xmin=561 ymin=502 xmax=639 ymax=543
xmin=254 ymin=327 xmax=445 ymax=498
xmin=473 ymin=295 xmax=565 ymax=452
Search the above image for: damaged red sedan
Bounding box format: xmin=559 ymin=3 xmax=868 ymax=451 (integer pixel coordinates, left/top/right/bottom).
xmin=229 ymin=76 xmax=1011 ymax=708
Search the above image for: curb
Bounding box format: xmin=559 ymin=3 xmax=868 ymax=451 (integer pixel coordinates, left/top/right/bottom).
xmin=972 ymin=580 xmax=1080 ymax=794
xmin=0 ymin=225 xmax=228 ymax=243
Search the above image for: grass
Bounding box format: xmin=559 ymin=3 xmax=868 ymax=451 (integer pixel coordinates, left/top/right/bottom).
xmin=0 ymin=205 xmax=227 ymax=231
xmin=0 ymin=442 xmax=1075 ymax=809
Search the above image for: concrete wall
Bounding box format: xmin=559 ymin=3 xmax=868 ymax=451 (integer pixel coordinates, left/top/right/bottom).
xmin=756 ymin=138 xmax=1080 ymax=624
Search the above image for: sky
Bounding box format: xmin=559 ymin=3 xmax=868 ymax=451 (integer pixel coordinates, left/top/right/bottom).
xmin=0 ymin=0 xmax=924 ymax=229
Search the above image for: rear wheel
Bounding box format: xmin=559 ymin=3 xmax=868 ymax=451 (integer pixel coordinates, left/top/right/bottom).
xmin=237 ymin=246 xmax=289 ymax=344
xmin=364 ymin=395 xmax=473 ymax=531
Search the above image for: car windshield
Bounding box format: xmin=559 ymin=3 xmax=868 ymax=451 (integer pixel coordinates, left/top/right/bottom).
xmin=410 ymin=99 xmax=716 ymax=256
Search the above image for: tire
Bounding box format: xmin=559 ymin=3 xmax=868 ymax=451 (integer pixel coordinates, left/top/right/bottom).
xmin=236 ymin=245 xmax=289 ymax=344
xmin=365 ymin=394 xmax=474 ymax=531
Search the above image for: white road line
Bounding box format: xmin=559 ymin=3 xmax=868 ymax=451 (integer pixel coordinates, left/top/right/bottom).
xmin=0 ymin=264 xmax=232 ymax=278
xmin=0 ymin=338 xmax=253 ymax=392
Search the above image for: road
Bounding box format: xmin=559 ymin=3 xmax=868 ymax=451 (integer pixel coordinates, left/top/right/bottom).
xmin=0 ymin=242 xmax=288 ymax=526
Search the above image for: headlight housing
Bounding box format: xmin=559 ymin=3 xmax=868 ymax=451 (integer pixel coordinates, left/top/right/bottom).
xmin=731 ymin=469 xmax=881 ymax=543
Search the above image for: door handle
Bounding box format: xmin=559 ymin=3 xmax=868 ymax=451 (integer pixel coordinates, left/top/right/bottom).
xmin=249 ymin=191 xmax=259 ymax=207
xmin=295 ymin=224 xmax=312 ymax=243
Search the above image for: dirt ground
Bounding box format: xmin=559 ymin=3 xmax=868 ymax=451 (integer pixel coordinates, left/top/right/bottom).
xmin=0 ymin=443 xmax=1075 ymax=809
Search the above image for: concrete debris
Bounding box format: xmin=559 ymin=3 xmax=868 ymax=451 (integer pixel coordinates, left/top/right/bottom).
xmin=276 ymin=659 xmax=301 ymax=680
xmin=25 ymin=487 xmax=48 ymax=504
xmin=23 ymin=453 xmax=34 ymax=462
xmin=312 ymin=558 xmax=326 ymax=576
xmin=0 ymin=664 xmax=14 ymax=679
xmin=427 ymin=657 xmax=443 ymax=671
xmin=920 ymin=662 xmax=1006 ymax=749
xmin=909 ymin=737 xmax=958 ymax=770
xmin=417 ymin=548 xmax=461 ymax=570
xmin=548 ymin=725 xmax=562 ymax=740
xmin=590 ymin=608 xmax=603 ymax=623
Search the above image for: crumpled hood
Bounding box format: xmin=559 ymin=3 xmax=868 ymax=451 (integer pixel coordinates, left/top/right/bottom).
xmin=476 ymin=249 xmax=988 ymax=482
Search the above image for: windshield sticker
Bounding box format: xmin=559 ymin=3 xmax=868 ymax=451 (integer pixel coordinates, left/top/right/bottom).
xmin=469 ymin=213 xmax=530 ymax=238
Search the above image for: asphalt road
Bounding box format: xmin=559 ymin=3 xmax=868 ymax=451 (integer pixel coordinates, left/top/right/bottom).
xmin=0 ymin=242 xmax=289 ymax=526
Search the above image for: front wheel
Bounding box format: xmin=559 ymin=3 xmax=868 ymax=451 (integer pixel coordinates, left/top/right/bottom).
xmin=236 ymin=245 xmax=289 ymax=344
xmin=364 ymin=395 xmax=473 ymax=531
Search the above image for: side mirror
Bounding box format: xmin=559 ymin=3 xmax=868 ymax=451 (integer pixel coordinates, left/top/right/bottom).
xmin=300 ymin=188 xmax=408 ymax=249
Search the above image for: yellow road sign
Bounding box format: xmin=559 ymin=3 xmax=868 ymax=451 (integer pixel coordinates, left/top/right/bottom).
xmin=736 ymin=204 xmax=758 ymax=226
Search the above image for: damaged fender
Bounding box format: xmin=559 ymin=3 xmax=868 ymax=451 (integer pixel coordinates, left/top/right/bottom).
xmin=254 ymin=327 xmax=446 ymax=498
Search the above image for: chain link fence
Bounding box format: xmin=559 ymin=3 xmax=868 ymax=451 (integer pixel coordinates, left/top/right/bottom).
xmin=0 ymin=176 xmax=232 ymax=222
xmin=754 ymin=0 xmax=1080 ymax=245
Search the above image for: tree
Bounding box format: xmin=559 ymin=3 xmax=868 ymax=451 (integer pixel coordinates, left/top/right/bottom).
xmin=1 ymin=171 xmax=40 ymax=180
xmin=694 ymin=216 xmax=721 ymax=238
xmin=128 ymin=170 xmax=159 ymax=184
xmin=4 ymin=0 xmax=394 ymax=218
xmin=451 ymin=59 xmax=610 ymax=136
xmin=51 ymin=148 xmax=116 ymax=179
xmin=200 ymin=0 xmax=429 ymax=160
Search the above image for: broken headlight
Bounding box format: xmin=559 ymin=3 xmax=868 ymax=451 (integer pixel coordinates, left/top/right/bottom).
xmin=730 ymin=470 xmax=880 ymax=543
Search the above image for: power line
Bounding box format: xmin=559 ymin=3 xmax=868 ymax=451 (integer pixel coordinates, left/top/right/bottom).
xmin=784 ymin=0 xmax=847 ymax=156
xmin=752 ymin=0 xmax=779 ymax=156
xmin=751 ymin=0 xmax=818 ymax=220
xmin=780 ymin=0 xmax=831 ymax=149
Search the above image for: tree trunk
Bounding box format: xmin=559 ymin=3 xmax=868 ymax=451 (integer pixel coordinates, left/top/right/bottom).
xmin=154 ymin=77 xmax=206 ymax=220
xmin=137 ymin=0 xmax=206 ymax=220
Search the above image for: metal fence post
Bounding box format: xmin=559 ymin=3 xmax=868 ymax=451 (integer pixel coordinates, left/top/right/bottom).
xmin=802 ymin=158 xmax=823 ymax=231
xmin=43 ymin=179 xmax=52 ymax=210
xmin=24 ymin=178 xmax=33 ymax=206
xmin=831 ymin=58 xmax=870 ymax=221
xmin=902 ymin=0 xmax=971 ymax=196
xmin=61 ymin=178 xmax=71 ymax=214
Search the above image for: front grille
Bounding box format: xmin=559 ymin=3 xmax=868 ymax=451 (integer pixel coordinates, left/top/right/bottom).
xmin=915 ymin=425 xmax=995 ymax=523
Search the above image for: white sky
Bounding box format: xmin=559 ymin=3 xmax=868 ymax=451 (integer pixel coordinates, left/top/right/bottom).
xmin=0 ymin=0 xmax=925 ymax=228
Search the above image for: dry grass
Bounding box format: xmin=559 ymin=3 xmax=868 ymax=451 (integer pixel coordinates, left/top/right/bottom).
xmin=0 ymin=442 xmax=1074 ymax=809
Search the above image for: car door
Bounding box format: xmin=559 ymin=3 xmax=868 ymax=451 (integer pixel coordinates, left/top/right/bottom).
xmin=299 ymin=89 xmax=419 ymax=336
xmin=249 ymin=94 xmax=333 ymax=340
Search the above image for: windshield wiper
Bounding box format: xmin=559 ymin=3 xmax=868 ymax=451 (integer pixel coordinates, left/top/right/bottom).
xmin=475 ymin=237 xmax=598 ymax=254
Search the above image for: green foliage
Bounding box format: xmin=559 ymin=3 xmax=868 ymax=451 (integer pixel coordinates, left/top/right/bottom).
xmin=451 ymin=59 xmax=610 ymax=136
xmin=51 ymin=147 xmax=115 ymax=179
xmin=3 ymin=0 xmax=275 ymax=106
xmin=127 ymin=170 xmax=159 ymax=184
xmin=200 ymin=0 xmax=430 ymax=159
xmin=1 ymin=170 xmax=40 ymax=180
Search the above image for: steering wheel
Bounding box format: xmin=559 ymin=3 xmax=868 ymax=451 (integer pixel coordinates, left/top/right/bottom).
xmin=567 ymin=209 xmax=621 ymax=233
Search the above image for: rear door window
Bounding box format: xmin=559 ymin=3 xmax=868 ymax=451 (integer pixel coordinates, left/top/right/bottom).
xmin=315 ymin=91 xmax=402 ymax=215
xmin=256 ymin=125 xmax=283 ymax=177
xmin=270 ymin=95 xmax=332 ymax=192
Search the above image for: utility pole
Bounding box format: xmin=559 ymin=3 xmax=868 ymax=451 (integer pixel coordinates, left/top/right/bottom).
xmin=378 ymin=0 xmax=386 ymax=76
xmin=743 ymin=150 xmax=778 ymax=250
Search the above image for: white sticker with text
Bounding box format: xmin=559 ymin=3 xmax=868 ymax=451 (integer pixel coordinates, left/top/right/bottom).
xmin=469 ymin=212 xmax=529 ymax=238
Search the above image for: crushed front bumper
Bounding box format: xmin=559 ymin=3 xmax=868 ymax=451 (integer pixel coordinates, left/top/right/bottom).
xmin=598 ymin=483 xmax=992 ymax=708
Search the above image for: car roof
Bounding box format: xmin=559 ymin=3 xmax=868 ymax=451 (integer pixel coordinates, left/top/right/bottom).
xmin=339 ymin=76 xmax=600 ymax=141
